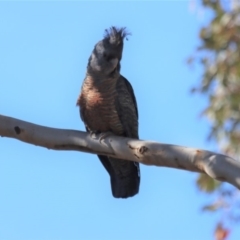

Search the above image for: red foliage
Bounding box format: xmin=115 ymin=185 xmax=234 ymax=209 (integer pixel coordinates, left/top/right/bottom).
xmin=214 ymin=223 xmax=230 ymax=240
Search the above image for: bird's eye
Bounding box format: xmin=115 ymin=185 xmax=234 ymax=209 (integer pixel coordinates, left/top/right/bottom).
xmin=103 ymin=53 xmax=112 ymax=61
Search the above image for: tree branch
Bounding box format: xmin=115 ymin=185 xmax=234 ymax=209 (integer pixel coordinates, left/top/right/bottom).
xmin=0 ymin=114 xmax=240 ymax=189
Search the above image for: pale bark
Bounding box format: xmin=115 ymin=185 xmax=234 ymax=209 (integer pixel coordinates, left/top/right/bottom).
xmin=0 ymin=114 xmax=240 ymax=189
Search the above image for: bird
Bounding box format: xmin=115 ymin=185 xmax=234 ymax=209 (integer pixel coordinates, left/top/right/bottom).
xmin=77 ymin=26 xmax=140 ymax=198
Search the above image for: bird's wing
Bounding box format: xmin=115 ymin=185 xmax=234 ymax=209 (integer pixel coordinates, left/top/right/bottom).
xmin=97 ymin=75 xmax=140 ymax=198
xmin=115 ymin=75 xmax=139 ymax=139
xmin=120 ymin=75 xmax=138 ymax=119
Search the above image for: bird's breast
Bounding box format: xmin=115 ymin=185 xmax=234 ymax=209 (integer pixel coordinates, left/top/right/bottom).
xmin=78 ymin=76 xmax=123 ymax=135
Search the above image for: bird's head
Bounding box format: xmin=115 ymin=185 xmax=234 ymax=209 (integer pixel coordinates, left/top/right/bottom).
xmin=87 ymin=27 xmax=130 ymax=75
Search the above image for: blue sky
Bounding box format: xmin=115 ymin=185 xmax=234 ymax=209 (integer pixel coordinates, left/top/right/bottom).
xmin=0 ymin=1 xmax=239 ymax=240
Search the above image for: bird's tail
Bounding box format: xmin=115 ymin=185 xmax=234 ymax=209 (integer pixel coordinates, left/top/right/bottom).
xmin=98 ymin=155 xmax=140 ymax=198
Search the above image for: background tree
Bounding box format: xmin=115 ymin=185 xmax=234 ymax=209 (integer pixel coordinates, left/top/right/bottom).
xmin=190 ymin=0 xmax=240 ymax=238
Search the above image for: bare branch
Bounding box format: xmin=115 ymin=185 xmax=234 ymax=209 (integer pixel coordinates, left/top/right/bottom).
xmin=0 ymin=114 xmax=240 ymax=189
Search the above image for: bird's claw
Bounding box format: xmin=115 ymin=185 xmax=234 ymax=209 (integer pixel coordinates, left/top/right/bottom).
xmin=99 ymin=131 xmax=113 ymax=144
xmin=89 ymin=131 xmax=99 ymax=139
xmin=89 ymin=131 xmax=113 ymax=144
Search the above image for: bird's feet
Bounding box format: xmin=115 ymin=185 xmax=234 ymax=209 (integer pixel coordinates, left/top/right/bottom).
xmin=99 ymin=131 xmax=114 ymax=144
xmin=89 ymin=131 xmax=113 ymax=144
xmin=89 ymin=130 xmax=101 ymax=139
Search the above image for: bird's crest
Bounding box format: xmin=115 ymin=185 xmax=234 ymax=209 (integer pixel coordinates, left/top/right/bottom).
xmin=104 ymin=27 xmax=131 ymax=43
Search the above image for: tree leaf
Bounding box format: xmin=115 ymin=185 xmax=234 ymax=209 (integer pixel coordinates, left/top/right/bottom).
xmin=197 ymin=173 xmax=221 ymax=193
